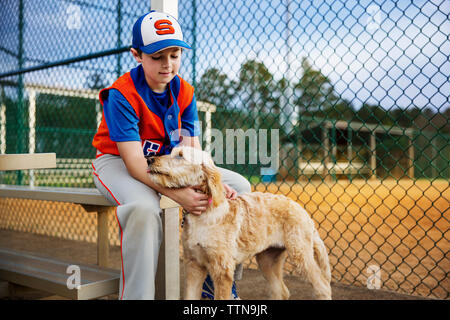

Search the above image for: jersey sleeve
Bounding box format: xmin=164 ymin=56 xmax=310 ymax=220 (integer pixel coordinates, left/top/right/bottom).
xmin=180 ymin=94 xmax=201 ymax=137
xmin=103 ymin=89 xmax=140 ymax=142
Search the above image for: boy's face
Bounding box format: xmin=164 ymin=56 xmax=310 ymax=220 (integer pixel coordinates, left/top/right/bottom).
xmin=131 ymin=47 xmax=182 ymax=93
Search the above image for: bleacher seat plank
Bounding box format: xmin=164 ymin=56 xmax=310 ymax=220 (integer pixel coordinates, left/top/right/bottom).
xmin=0 ymin=248 xmax=119 ymax=300
xmin=0 ymin=185 xmax=182 ymax=299
xmin=0 ymin=153 xmax=56 ymax=171
xmin=0 ymin=185 xmax=114 ymax=206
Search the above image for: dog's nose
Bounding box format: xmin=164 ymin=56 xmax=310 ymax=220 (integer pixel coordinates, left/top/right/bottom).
xmin=147 ymin=157 xmax=155 ymax=166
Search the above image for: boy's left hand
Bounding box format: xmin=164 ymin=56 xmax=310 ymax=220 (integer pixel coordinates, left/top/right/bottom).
xmin=223 ymin=183 xmax=237 ymax=200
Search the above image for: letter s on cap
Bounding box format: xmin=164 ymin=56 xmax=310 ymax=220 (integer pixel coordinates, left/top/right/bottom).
xmin=154 ymin=19 xmax=175 ymax=35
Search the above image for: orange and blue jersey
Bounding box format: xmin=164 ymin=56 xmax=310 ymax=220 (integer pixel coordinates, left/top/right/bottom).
xmin=92 ymin=64 xmax=199 ymax=156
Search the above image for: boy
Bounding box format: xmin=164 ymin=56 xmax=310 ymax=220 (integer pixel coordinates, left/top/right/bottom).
xmin=91 ymin=11 xmax=250 ymax=300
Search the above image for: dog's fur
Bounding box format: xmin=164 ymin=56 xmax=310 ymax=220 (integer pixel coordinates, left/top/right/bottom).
xmin=147 ymin=146 xmax=332 ymax=300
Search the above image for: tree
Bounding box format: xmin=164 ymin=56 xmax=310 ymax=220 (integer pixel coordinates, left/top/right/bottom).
xmin=322 ymin=98 xmax=355 ymax=121
xmin=273 ymin=76 xmax=289 ymax=115
xmin=356 ymin=103 xmax=390 ymax=125
xmin=236 ymin=60 xmax=277 ymax=113
xmin=294 ymin=57 xmax=339 ymax=117
xmin=196 ymin=68 xmax=235 ymax=109
xmin=86 ymin=72 xmax=107 ymax=90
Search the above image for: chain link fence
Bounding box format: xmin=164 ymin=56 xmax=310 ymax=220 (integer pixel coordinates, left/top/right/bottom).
xmin=0 ymin=0 xmax=448 ymax=299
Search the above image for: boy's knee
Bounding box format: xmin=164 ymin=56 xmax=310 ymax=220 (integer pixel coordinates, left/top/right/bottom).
xmin=128 ymin=201 xmax=162 ymax=229
xmin=236 ymin=178 xmax=251 ymax=195
xmin=220 ymin=168 xmax=252 ymax=195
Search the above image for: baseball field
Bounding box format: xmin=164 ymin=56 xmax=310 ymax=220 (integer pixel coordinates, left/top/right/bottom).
xmin=252 ymin=178 xmax=449 ymax=299
xmin=0 ymin=178 xmax=448 ymax=299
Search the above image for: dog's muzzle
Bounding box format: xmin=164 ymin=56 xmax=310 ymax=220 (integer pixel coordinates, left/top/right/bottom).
xmin=146 ymin=156 xmax=156 ymax=166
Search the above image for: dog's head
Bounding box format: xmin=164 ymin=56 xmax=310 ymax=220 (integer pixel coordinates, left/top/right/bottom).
xmin=147 ymin=146 xmax=225 ymax=206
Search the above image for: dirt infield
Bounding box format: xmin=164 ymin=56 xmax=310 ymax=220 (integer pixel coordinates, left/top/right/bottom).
xmin=253 ymin=179 xmax=449 ymax=299
xmin=0 ymin=229 xmax=429 ymax=300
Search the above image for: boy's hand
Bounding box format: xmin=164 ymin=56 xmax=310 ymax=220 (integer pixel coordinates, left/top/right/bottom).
xmin=223 ymin=183 xmax=237 ymax=200
xmin=166 ymin=187 xmax=209 ymax=215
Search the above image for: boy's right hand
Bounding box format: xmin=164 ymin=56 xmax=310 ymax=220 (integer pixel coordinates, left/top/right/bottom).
xmin=166 ymin=187 xmax=209 ymax=215
xmin=116 ymin=141 xmax=210 ymax=215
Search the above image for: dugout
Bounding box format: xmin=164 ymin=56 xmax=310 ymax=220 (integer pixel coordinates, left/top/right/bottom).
xmin=281 ymin=119 xmax=415 ymax=181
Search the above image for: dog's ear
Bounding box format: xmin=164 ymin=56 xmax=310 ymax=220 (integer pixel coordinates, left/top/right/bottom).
xmin=202 ymin=163 xmax=225 ymax=207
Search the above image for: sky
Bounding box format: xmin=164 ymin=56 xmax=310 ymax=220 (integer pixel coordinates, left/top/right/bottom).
xmin=0 ymin=0 xmax=448 ymax=112
xmin=181 ymin=0 xmax=449 ymax=111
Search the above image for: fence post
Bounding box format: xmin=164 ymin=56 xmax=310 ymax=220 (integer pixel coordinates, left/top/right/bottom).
xmin=408 ymin=131 xmax=415 ymax=179
xmin=282 ymin=0 xmax=295 ymax=135
xmin=27 ymin=88 xmax=36 ymax=186
xmin=192 ymin=0 xmax=197 ymax=88
xmin=151 ymin=0 xmax=178 ymax=18
xmin=196 ymin=101 xmax=216 ymax=152
xmin=331 ymin=125 xmax=337 ymax=181
xmin=322 ymin=124 xmax=331 ymax=182
xmin=116 ymin=0 xmax=122 ymax=79
xmin=16 ymin=0 xmax=26 ymax=184
xmin=347 ymin=126 xmax=353 ymax=182
xmin=370 ymin=133 xmax=377 ymax=180
xmin=0 ymin=87 xmax=6 ymax=154
xmin=95 ymin=101 xmax=102 ymax=129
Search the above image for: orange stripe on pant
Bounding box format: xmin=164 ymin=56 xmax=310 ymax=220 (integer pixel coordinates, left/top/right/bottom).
xmin=91 ymin=163 xmax=125 ymax=300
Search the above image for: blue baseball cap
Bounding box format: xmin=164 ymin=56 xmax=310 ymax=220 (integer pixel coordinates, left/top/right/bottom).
xmin=132 ymin=11 xmax=191 ymax=55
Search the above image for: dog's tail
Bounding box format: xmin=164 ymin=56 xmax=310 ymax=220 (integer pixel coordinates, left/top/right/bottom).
xmin=313 ymin=229 xmax=332 ymax=283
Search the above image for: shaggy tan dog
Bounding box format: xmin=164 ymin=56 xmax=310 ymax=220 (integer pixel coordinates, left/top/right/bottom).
xmin=147 ymin=146 xmax=332 ymax=300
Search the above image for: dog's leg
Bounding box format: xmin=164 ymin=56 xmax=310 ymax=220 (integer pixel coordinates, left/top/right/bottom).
xmin=313 ymin=230 xmax=332 ymax=284
xmin=208 ymin=256 xmax=235 ymax=300
xmin=286 ymin=242 xmax=332 ymax=300
xmin=304 ymin=253 xmax=332 ymax=300
xmin=256 ymin=248 xmax=290 ymax=300
xmin=284 ymin=224 xmax=332 ymax=300
xmin=184 ymin=259 xmax=207 ymax=300
xmin=210 ymin=271 xmax=234 ymax=300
